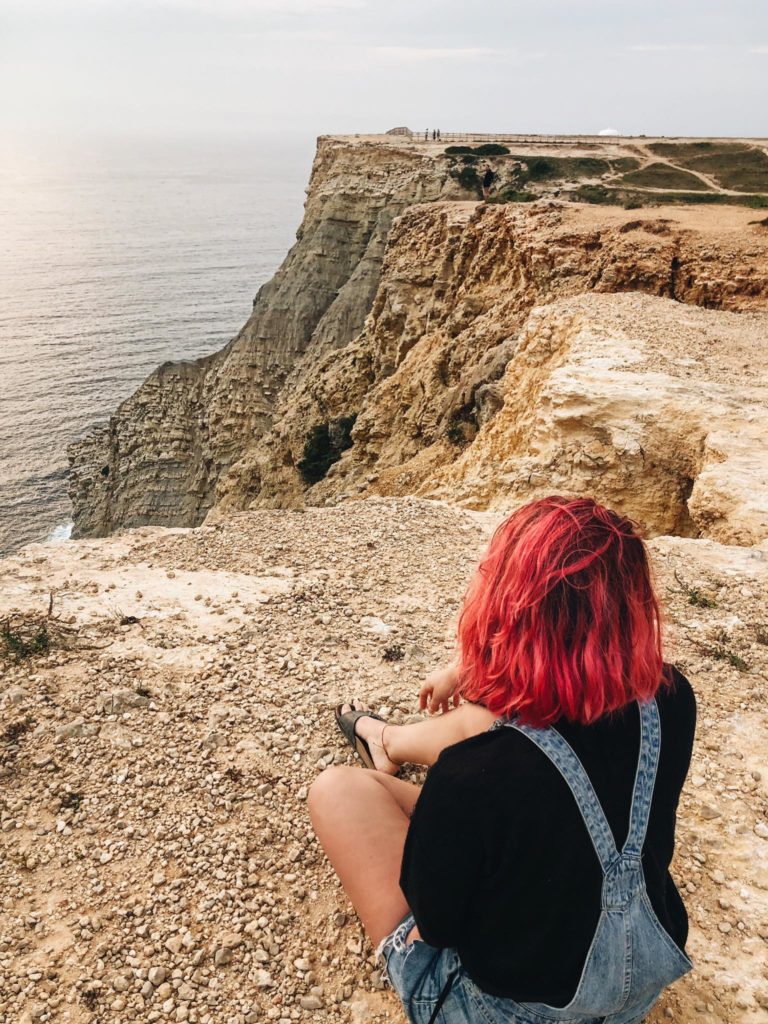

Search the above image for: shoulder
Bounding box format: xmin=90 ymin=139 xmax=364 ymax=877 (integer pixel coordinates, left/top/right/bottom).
xmin=654 ymin=664 xmax=697 ymax=778
xmin=656 ymin=665 xmax=697 ymax=730
xmin=424 ymin=721 xmax=557 ymax=799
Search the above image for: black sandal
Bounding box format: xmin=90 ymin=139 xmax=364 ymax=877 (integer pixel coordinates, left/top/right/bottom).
xmin=334 ymin=704 xmax=388 ymax=770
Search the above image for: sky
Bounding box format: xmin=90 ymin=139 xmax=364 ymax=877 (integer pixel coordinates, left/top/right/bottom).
xmin=1 ymin=0 xmax=766 ymax=140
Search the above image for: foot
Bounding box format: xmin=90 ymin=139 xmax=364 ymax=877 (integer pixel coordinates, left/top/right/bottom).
xmin=341 ymin=700 xmax=400 ymax=776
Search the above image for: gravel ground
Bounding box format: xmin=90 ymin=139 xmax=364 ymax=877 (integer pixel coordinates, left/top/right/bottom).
xmin=0 ymin=497 xmax=766 ymax=1024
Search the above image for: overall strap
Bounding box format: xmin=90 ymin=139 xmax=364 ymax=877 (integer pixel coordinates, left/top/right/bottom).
xmin=505 ymin=720 xmax=619 ymax=873
xmin=621 ymin=698 xmax=661 ymax=858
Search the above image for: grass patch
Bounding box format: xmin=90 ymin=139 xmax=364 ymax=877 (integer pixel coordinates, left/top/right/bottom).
xmin=568 ymin=184 xmax=768 ymax=209
xmin=619 ymin=163 xmax=712 ymax=191
xmin=298 ymin=415 xmax=357 ymax=486
xmin=511 ymin=156 xmax=614 ymax=181
xmin=706 ymin=643 xmax=749 ymax=672
xmin=753 ymin=624 xmax=768 ymax=646
xmin=673 ymin=571 xmax=717 ymax=608
xmin=647 ymin=142 xmax=768 ymax=191
xmin=1 ymin=621 xmax=51 ymax=660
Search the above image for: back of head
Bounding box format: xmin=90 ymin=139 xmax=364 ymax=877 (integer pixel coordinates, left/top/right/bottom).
xmin=458 ymin=496 xmax=666 ymax=727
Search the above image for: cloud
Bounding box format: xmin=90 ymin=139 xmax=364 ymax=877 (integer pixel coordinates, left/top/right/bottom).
xmin=627 ymin=44 xmax=710 ymax=53
xmin=371 ymin=46 xmax=501 ymax=62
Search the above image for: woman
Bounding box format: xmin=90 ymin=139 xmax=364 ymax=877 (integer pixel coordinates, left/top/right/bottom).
xmin=309 ymin=496 xmax=696 ymax=1024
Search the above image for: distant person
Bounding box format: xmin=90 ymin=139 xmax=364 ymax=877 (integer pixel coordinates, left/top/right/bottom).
xmin=310 ymin=496 xmax=695 ymax=1024
xmin=482 ymin=163 xmax=496 ymax=199
xmin=436 ymin=129 xmax=441 ymax=141
xmin=424 ymin=129 xmax=428 ymax=141
xmin=432 ymin=129 xmax=436 ymax=140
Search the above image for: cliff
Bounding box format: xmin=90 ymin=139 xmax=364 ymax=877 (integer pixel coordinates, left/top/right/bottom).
xmin=67 ymin=137 xmax=479 ymax=536
xmin=68 ymin=136 xmax=768 ymax=545
xmin=225 ymin=202 xmax=768 ymax=546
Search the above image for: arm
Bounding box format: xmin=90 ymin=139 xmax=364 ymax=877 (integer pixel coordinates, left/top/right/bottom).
xmin=399 ymin=749 xmax=483 ymax=948
xmin=419 ymin=657 xmax=462 ymax=714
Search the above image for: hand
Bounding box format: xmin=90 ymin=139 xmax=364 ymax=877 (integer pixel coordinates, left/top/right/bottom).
xmin=419 ymin=663 xmax=460 ymax=715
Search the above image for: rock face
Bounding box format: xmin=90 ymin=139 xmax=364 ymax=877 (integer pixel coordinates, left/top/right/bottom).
xmin=67 ymin=139 xmax=487 ymax=537
xmin=218 ymin=202 xmax=768 ymax=544
xmin=428 ymin=291 xmax=768 ymax=545
xmin=69 ymin=140 xmax=768 ymax=548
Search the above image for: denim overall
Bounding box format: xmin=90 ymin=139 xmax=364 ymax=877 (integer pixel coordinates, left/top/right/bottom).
xmin=381 ymin=699 xmax=692 ymax=1024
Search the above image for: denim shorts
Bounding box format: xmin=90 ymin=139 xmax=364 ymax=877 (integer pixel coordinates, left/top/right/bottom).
xmin=377 ymin=915 xmax=652 ymax=1024
xmin=378 ymin=913 xmax=469 ymax=1024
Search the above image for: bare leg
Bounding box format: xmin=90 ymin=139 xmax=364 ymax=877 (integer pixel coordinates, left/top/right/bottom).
xmin=308 ymin=767 xmax=421 ymax=947
xmin=350 ymin=700 xmax=498 ymax=774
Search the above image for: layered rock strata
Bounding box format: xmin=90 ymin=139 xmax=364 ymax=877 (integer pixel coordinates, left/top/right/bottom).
xmin=215 ymin=203 xmax=768 ymax=544
xmin=69 ymin=145 xmax=768 ymax=547
xmin=67 ymin=139 xmax=490 ymax=536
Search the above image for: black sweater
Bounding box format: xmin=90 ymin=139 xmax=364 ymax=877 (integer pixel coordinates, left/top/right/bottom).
xmin=400 ymin=668 xmax=696 ymax=1006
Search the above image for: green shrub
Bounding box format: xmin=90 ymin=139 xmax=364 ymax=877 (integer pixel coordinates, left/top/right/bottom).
xmin=446 ymin=407 xmax=478 ymax=445
xmin=474 ymin=143 xmax=510 ymax=156
xmin=526 ymin=158 xmax=556 ymax=179
xmin=444 ymin=145 xmax=474 ymax=155
xmin=298 ymin=415 xmax=357 ymax=485
xmin=1 ymin=621 xmax=51 ymax=660
xmin=456 ymin=165 xmax=480 ymax=192
xmin=488 ymin=189 xmax=537 ymax=204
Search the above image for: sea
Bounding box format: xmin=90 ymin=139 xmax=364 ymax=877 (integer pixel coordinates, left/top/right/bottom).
xmin=0 ymin=132 xmax=314 ymax=557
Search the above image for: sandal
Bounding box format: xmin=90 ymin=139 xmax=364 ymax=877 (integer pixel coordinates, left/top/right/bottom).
xmin=334 ymin=703 xmax=388 ymax=771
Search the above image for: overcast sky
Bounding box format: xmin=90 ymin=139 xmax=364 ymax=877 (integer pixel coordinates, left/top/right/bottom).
xmin=1 ymin=0 xmax=766 ymax=140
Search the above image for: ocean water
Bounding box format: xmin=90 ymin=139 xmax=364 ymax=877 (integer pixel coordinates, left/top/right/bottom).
xmin=0 ymin=133 xmax=314 ymax=556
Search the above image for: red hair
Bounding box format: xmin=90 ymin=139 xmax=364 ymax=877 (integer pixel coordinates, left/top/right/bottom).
xmin=458 ymin=496 xmax=668 ymax=727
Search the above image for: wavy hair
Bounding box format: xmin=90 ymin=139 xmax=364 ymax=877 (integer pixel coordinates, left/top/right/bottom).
xmin=458 ymin=496 xmax=668 ymax=726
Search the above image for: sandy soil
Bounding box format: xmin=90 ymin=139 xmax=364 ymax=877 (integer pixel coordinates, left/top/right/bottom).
xmin=1 ymin=498 xmax=767 ymax=1024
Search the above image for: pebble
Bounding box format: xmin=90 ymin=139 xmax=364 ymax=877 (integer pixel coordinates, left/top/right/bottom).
xmin=299 ymin=995 xmax=324 ymax=1010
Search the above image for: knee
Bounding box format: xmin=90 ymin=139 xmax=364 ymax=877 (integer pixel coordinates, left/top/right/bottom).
xmin=308 ymin=764 xmax=361 ymax=815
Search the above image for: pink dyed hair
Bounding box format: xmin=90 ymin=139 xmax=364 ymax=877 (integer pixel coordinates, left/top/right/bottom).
xmin=458 ymin=496 xmax=668 ymax=727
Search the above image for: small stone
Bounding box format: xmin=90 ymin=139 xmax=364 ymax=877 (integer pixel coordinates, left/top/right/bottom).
xmin=214 ymin=947 xmax=233 ymax=967
xmin=55 ymin=718 xmax=85 ymax=740
xmin=178 ymin=982 xmax=195 ymax=1001
xmin=165 ymin=935 xmax=183 ymax=955
xmin=149 ymin=966 xmax=168 ymax=986
xmin=754 ymin=822 xmax=768 ymax=839
xmin=299 ymin=995 xmax=324 ymax=1010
